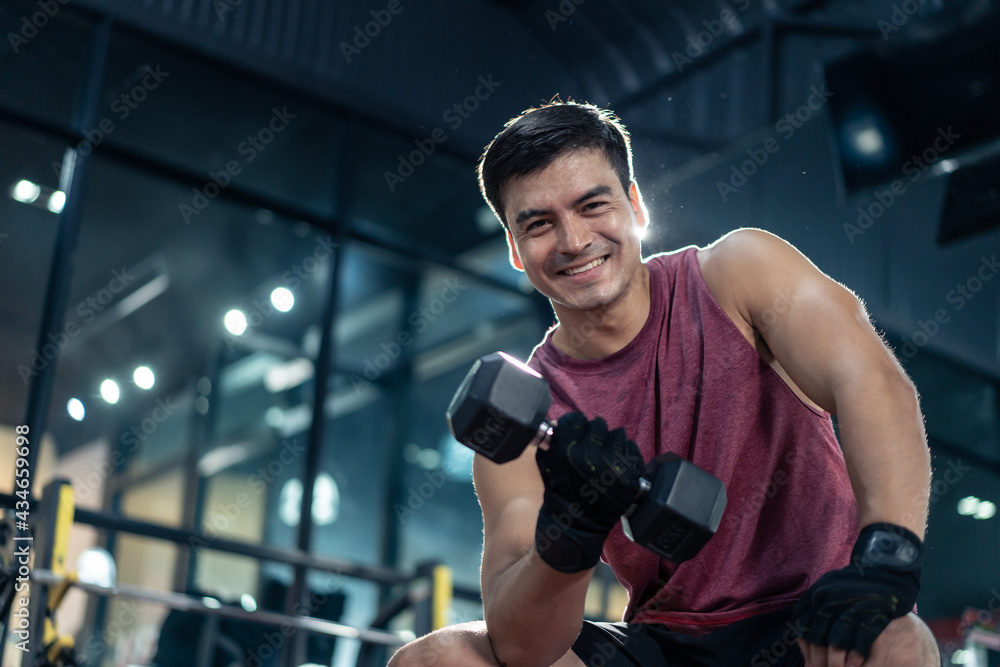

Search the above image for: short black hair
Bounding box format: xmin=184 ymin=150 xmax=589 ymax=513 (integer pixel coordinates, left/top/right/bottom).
xmin=477 ymin=100 xmax=634 ymax=229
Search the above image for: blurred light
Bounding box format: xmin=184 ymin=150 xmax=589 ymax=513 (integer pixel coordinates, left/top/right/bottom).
xmin=279 ymin=473 xmax=340 ymax=527
xmin=100 ymin=379 xmax=120 ymax=404
xmin=974 ymin=501 xmax=996 ymax=520
xmin=265 ymin=406 xmax=284 ymax=428
xmin=958 ymin=496 xmax=997 ymax=519
xmin=197 ymin=377 xmax=212 ymax=395
xmin=76 ymin=548 xmax=116 ymax=588
xmin=12 ymin=180 xmax=40 ymax=203
xmin=312 ymin=473 xmax=340 ymax=526
xmin=224 ymin=309 xmax=248 ymax=335
xmin=416 ymin=448 xmax=442 ymax=470
xmin=958 ymin=496 xmax=980 ymax=516
xmin=442 ymin=433 xmax=474 ymax=483
xmin=475 ymin=205 xmax=501 ymax=234
xmin=240 ymin=594 xmax=257 ymax=612
xmin=635 ymin=225 xmax=650 ymax=241
xmin=194 ymin=396 xmax=209 ymax=415
xmin=264 ymin=357 xmax=314 ymax=393
xmin=280 ymin=478 xmax=303 ymax=526
xmin=951 ymin=649 xmax=968 ymax=664
xmin=849 ymin=125 xmax=885 ymax=157
xmin=933 ymin=159 xmax=959 ymax=176
xmin=202 ymin=597 xmax=222 ymax=610
xmin=271 ymin=287 xmax=294 ymax=312
xmin=46 ymin=190 xmax=65 ymax=213
xmin=133 ymin=366 xmax=155 ymax=390
xmin=197 ymin=442 xmax=249 ymax=477
xmin=838 ymin=110 xmax=896 ymax=172
xmin=67 ymin=398 xmax=85 ymax=421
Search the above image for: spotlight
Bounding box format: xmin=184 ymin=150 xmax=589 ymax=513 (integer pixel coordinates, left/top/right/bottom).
xmin=100 ymin=379 xmax=120 ymax=404
xmin=12 ymin=180 xmax=40 ymax=204
xmin=974 ymin=501 xmax=996 ymax=520
xmin=271 ymin=287 xmax=294 ymax=312
xmin=957 ymin=496 xmax=980 ymax=516
xmin=67 ymin=398 xmax=85 ymax=421
xmin=224 ymin=309 xmax=248 ymax=335
xmin=47 ymin=190 xmax=65 ymax=214
xmin=133 ymin=366 xmax=155 ymax=389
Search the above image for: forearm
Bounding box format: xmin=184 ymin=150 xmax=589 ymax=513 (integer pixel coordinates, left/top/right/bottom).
xmin=835 ymin=369 xmax=931 ymax=538
xmin=484 ymin=548 xmax=591 ymax=667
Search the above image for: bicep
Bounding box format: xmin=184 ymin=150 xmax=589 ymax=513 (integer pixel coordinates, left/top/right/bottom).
xmin=473 ymin=447 xmax=544 ymax=600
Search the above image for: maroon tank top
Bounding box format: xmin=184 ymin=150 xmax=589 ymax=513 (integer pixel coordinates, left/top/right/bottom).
xmin=527 ymin=247 xmax=858 ymax=635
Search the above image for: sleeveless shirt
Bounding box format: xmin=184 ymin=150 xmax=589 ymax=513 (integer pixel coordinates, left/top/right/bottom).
xmin=527 ymin=246 xmax=859 ymax=635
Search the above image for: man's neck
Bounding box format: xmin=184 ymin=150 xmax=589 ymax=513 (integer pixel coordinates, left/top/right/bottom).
xmin=550 ymin=264 xmax=651 ymax=360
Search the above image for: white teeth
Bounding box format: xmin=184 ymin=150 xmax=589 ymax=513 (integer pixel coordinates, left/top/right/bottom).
xmin=564 ymin=256 xmax=606 ymax=276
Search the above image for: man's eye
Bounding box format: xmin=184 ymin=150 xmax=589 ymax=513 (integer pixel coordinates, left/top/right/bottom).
xmin=585 ymin=201 xmax=607 ymax=210
xmin=527 ymin=220 xmax=548 ymax=230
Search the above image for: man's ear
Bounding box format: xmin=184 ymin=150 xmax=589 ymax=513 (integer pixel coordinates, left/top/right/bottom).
xmin=506 ymin=229 xmax=525 ymax=271
xmin=628 ymin=181 xmax=650 ymax=232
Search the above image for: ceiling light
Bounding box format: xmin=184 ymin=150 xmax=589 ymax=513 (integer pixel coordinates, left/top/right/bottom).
xmin=12 ymin=180 xmax=40 ymax=204
xmin=271 ymin=287 xmax=294 ymax=312
xmin=958 ymin=496 xmax=980 ymax=516
xmin=133 ymin=366 xmax=155 ymax=390
xmin=224 ymin=309 xmax=248 ymax=335
xmin=47 ymin=190 xmax=65 ymax=213
xmin=100 ymin=379 xmax=120 ymax=404
xmin=974 ymin=501 xmax=996 ymax=520
xmin=67 ymin=398 xmax=85 ymax=421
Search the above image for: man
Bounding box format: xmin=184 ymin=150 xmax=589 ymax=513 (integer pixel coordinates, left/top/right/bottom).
xmin=389 ymin=101 xmax=940 ymax=666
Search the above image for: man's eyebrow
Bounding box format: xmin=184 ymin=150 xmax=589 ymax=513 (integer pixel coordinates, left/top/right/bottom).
xmin=514 ymin=207 xmax=550 ymax=228
xmin=512 ymin=185 xmax=615 ymax=229
xmin=573 ymin=185 xmax=614 ymax=207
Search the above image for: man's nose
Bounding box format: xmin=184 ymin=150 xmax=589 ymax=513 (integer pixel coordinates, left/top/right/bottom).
xmin=556 ymin=215 xmax=594 ymax=255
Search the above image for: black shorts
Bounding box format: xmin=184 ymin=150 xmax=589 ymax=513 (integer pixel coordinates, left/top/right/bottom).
xmin=571 ymin=606 xmax=805 ymax=667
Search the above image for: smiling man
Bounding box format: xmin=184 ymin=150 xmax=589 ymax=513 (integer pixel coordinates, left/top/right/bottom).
xmin=389 ymin=101 xmax=941 ymax=667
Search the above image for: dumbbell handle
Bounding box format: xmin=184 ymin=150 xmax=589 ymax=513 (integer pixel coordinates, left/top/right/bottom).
xmin=527 ymin=419 xmax=554 ymax=452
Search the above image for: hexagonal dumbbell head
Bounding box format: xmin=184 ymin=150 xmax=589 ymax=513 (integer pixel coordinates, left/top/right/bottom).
xmin=622 ymin=453 xmax=727 ymax=562
xmin=446 ymin=352 xmax=552 ymax=464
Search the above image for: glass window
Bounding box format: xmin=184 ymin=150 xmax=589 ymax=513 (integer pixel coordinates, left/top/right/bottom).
xmin=0 ymin=122 xmax=67 ymax=492
xmin=47 ymin=155 xmax=331 ymax=537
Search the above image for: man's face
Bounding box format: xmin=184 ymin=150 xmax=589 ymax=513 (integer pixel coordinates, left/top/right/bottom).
xmin=501 ymin=147 xmax=648 ymax=312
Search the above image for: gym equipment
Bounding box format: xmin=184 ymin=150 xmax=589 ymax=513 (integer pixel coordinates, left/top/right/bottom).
xmin=446 ymin=352 xmax=726 ymax=562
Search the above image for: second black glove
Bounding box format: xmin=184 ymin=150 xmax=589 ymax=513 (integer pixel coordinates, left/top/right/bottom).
xmin=793 ymin=522 xmax=923 ymax=658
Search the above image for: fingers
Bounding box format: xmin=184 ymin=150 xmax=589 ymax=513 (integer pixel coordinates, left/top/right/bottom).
xmin=798 ymin=639 xmax=851 ymax=667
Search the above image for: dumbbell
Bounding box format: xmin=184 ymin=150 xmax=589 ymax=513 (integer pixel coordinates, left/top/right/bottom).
xmin=446 ymin=352 xmax=727 ymax=563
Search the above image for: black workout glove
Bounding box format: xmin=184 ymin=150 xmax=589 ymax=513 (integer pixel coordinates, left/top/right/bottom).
xmin=793 ymin=522 xmax=923 ymax=658
xmin=534 ymin=412 xmax=645 ymax=573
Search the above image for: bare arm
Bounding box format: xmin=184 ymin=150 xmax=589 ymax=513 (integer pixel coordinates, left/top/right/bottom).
xmin=700 ymin=228 xmax=931 ymax=537
xmin=474 ymin=447 xmax=592 ymax=666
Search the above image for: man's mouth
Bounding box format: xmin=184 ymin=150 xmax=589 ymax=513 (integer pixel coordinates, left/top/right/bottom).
xmin=561 ymin=255 xmax=608 ymax=276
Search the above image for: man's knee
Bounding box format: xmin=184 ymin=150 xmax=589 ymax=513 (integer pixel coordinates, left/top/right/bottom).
xmin=907 ymin=613 xmax=942 ymax=667
xmin=388 ymin=621 xmax=497 ymax=667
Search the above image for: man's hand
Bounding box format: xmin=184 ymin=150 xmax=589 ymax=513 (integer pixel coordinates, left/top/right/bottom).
xmin=534 ymin=412 xmax=645 ymax=573
xmin=793 ymin=523 xmax=923 ymax=661
xmin=797 ymin=612 xmax=941 ymax=666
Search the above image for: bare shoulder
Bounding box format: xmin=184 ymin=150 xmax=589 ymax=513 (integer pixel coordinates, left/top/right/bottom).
xmin=698 ymin=227 xmax=805 ymax=277
xmin=697 ymin=228 xmax=834 ymax=320
xmin=697 ymin=228 xmax=795 ymax=325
